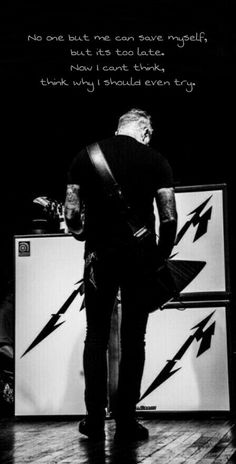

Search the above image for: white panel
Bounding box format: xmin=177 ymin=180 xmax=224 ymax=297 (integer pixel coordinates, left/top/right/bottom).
xmin=154 ymin=188 xmax=226 ymax=294
xmin=15 ymin=235 xmax=86 ymax=415
xmin=138 ymin=306 xmax=230 ymax=412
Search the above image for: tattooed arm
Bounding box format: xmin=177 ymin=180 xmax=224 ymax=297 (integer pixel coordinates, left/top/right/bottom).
xmin=155 ymin=187 xmax=178 ymax=262
xmin=64 ymin=184 xmax=85 ymax=238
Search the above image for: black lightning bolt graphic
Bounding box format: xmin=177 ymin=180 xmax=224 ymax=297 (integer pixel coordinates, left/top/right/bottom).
xmin=139 ymin=311 xmax=215 ymax=402
xmin=175 ymin=196 xmax=213 ymax=245
xmin=21 ymin=280 xmax=84 ymax=358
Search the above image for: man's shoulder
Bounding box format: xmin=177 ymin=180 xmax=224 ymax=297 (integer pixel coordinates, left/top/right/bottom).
xmin=98 ymin=135 xmax=161 ymax=156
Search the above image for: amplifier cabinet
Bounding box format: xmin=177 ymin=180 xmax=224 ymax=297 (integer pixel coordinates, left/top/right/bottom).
xmin=137 ymin=304 xmax=230 ymax=412
xmin=15 ymin=235 xmax=86 ymax=416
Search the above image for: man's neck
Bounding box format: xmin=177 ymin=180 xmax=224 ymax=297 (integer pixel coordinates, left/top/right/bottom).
xmin=116 ymin=129 xmax=142 ymax=144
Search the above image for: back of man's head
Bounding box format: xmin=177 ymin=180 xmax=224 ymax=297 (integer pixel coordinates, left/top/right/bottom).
xmin=116 ymin=108 xmax=153 ymax=145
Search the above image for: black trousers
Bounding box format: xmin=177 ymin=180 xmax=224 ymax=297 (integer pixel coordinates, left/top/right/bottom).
xmin=83 ymin=243 xmax=149 ymax=422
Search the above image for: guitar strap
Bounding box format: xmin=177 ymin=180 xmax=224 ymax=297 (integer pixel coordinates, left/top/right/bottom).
xmin=86 ymin=142 xmax=150 ymax=240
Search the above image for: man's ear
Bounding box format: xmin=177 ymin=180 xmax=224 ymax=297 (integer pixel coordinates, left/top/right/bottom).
xmin=142 ymin=128 xmax=151 ymax=145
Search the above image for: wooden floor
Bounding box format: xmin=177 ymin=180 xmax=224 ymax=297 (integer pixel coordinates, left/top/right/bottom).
xmin=1 ymin=416 xmax=236 ymax=464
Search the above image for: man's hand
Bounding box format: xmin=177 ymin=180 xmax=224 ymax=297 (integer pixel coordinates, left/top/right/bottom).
xmin=64 ymin=184 xmax=85 ymax=239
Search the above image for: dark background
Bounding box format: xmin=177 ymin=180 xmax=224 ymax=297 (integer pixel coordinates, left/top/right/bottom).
xmin=1 ymin=1 xmax=235 ymax=346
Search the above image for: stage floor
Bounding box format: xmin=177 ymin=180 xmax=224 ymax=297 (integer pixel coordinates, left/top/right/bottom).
xmin=1 ymin=416 xmax=236 ymax=463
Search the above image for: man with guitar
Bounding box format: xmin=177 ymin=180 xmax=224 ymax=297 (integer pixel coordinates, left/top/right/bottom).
xmin=64 ymin=108 xmax=177 ymax=440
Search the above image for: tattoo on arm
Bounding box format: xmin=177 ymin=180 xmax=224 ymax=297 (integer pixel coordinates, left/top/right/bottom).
xmin=65 ymin=184 xmax=80 ymax=215
xmin=65 ymin=184 xmax=80 ymax=206
xmin=155 ymin=187 xmax=177 ymax=223
xmin=64 ymin=184 xmax=83 ymax=233
xmin=155 ymin=187 xmax=178 ymax=260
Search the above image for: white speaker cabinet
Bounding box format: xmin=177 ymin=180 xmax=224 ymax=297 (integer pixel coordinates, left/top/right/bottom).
xmin=137 ymin=304 xmax=230 ymax=412
xmin=155 ymin=184 xmax=230 ymax=301
xmin=15 ymin=235 xmax=86 ymax=416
